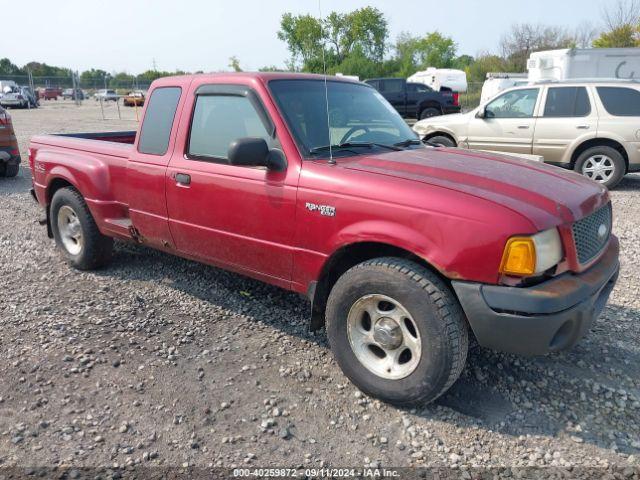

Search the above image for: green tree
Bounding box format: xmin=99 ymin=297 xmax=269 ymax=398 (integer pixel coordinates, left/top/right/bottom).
xmin=228 ymin=56 xmax=242 ymax=72
xmin=0 ymin=58 xmax=23 ymax=76
xmin=277 ymin=7 xmax=388 ymax=73
xmin=465 ymin=54 xmax=507 ymax=83
xmin=393 ymin=31 xmax=458 ymax=77
xmin=277 ymin=13 xmax=325 ymax=71
xmin=593 ymin=24 xmax=640 ymax=47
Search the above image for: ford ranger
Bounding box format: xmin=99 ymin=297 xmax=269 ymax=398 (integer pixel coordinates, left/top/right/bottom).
xmin=29 ymin=73 xmax=619 ymax=405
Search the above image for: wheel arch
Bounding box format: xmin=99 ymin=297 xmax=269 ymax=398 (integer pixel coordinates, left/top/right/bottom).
xmin=423 ymin=131 xmax=458 ymax=146
xmin=308 ymin=241 xmax=451 ymax=331
xmin=570 ymin=137 xmax=629 ymax=171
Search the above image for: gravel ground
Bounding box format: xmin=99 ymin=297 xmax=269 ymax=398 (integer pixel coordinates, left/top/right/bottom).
xmin=0 ymin=100 xmax=639 ymax=474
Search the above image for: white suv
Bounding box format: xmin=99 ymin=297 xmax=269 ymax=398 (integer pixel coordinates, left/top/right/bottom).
xmin=413 ymin=80 xmax=640 ymax=188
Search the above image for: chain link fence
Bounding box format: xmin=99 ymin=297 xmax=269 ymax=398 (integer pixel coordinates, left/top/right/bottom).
xmin=0 ymin=74 xmax=152 ymax=95
xmin=459 ymin=81 xmax=483 ymax=111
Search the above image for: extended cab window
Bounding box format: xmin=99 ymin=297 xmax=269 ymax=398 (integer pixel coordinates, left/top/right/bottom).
xmin=544 ymin=87 xmax=590 ymax=117
xmin=138 ymin=87 xmax=181 ymax=155
xmin=382 ymin=79 xmax=404 ymax=93
xmin=188 ymin=95 xmax=271 ymax=161
xmin=485 ymin=88 xmax=539 ymax=118
xmin=597 ymin=86 xmax=640 ymax=116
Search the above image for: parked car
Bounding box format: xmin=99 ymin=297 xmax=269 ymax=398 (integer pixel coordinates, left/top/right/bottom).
xmin=95 ymin=89 xmax=119 ymax=102
xmin=365 ymin=77 xmax=461 ymax=119
xmin=0 ymin=80 xmax=19 ymax=99
xmin=62 ymin=88 xmax=84 ymax=100
xmin=413 ymin=79 xmax=640 ymax=188
xmin=0 ymin=105 xmax=20 ymax=177
xmin=123 ymin=90 xmax=145 ymax=106
xmin=39 ymin=87 xmax=61 ymax=100
xmin=0 ymin=85 xmax=38 ymax=108
xmin=29 ymin=73 xmax=618 ymax=405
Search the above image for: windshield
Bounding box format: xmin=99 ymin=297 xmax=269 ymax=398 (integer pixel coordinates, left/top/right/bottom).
xmin=269 ymin=79 xmax=420 ymax=158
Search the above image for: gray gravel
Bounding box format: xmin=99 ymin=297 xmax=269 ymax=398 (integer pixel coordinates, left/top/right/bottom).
xmin=0 ymin=100 xmax=639 ymax=471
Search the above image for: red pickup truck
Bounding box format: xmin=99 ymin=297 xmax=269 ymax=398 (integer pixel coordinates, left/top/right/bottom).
xmin=29 ymin=73 xmax=619 ymax=405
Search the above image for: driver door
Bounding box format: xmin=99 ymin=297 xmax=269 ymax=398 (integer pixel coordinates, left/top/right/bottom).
xmin=467 ymin=87 xmax=540 ymax=155
xmin=165 ymin=83 xmax=298 ymax=286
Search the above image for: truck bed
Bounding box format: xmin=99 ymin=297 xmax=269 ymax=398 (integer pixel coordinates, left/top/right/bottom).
xmin=54 ymin=130 xmax=136 ymax=144
xmin=30 ymin=131 xmax=135 ymax=159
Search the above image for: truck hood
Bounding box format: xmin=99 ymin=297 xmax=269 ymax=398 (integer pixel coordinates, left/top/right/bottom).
xmin=340 ymin=147 xmax=609 ymax=229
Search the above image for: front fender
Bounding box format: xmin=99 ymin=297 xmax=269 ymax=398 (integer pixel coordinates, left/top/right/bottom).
xmin=328 ymin=219 xmax=449 ymax=276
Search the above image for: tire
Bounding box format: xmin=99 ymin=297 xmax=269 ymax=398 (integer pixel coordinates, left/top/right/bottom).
xmin=419 ymin=107 xmax=441 ymax=120
xmin=4 ymin=164 xmax=19 ymax=177
xmin=426 ymin=135 xmax=455 ymax=147
xmin=326 ymin=257 xmax=468 ymax=406
xmin=50 ymin=187 xmax=113 ymax=270
xmin=574 ymin=146 xmax=625 ymax=189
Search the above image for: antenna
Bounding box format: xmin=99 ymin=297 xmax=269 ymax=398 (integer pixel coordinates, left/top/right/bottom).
xmin=318 ymin=0 xmax=335 ymax=165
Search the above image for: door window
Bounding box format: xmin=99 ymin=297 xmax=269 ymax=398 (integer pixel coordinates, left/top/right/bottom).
xmin=596 ymin=87 xmax=640 ymax=116
xmin=407 ymin=83 xmax=431 ymax=93
xmin=485 ymin=88 xmax=539 ymax=118
xmin=138 ymin=87 xmax=182 ymax=155
xmin=543 ymin=87 xmax=590 ymax=117
xmin=187 ymin=94 xmax=272 ymax=162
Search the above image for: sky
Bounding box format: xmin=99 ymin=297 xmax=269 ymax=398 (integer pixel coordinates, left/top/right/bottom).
xmin=6 ymin=0 xmax=606 ymax=74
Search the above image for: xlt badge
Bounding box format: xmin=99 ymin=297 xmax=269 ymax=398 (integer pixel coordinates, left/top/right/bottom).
xmin=305 ymin=202 xmax=336 ymax=217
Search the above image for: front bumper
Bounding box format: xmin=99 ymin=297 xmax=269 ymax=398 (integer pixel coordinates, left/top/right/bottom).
xmin=452 ymin=237 xmax=619 ymax=356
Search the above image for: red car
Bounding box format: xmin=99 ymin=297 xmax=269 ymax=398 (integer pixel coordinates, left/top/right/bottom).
xmin=0 ymin=106 xmax=20 ymax=177
xmin=39 ymin=87 xmax=61 ymax=100
xmin=28 ymin=73 xmax=619 ymax=405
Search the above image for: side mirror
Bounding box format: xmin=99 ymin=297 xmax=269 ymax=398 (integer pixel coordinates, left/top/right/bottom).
xmin=475 ymin=106 xmax=486 ymax=119
xmin=227 ymin=137 xmax=286 ymax=171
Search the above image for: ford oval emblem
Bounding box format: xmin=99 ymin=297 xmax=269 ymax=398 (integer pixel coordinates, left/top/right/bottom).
xmin=598 ymin=223 xmax=608 ymax=238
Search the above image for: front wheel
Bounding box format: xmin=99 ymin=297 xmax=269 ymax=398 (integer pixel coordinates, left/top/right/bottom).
xmin=326 ymin=257 xmax=468 ymax=406
xmin=574 ymin=146 xmax=625 ymax=189
xmin=51 ymin=187 xmax=113 ymax=270
xmin=426 ymin=135 xmax=455 ymax=147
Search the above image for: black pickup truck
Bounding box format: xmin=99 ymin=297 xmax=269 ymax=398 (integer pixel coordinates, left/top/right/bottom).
xmin=365 ymin=78 xmax=461 ymax=119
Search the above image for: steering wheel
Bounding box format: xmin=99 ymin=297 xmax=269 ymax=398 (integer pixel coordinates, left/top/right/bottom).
xmin=340 ymin=126 xmax=370 ymax=145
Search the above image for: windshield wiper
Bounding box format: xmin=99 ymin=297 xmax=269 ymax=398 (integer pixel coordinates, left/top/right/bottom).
xmin=393 ymin=138 xmax=423 ymax=148
xmin=309 ymin=142 xmax=402 ymax=156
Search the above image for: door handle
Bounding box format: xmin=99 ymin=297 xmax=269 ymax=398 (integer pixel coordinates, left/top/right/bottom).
xmin=517 ymin=125 xmax=530 ymax=129
xmin=576 ymin=125 xmax=590 ymax=129
xmin=175 ymin=173 xmax=191 ymax=185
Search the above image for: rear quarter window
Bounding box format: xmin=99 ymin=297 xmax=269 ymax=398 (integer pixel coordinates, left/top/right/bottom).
xmin=596 ymin=86 xmax=640 ymax=116
xmin=138 ymin=87 xmax=182 ymax=155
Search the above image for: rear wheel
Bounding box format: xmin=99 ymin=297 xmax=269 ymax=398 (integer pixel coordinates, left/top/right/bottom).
xmin=419 ymin=107 xmax=441 ymax=120
xmin=51 ymin=187 xmax=113 ymax=270
xmin=326 ymin=257 xmax=468 ymax=406
xmin=574 ymin=146 xmax=625 ymax=189
xmin=4 ymin=164 xmax=19 ymax=177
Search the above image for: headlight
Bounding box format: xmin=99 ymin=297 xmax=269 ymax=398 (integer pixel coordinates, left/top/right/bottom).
xmin=500 ymin=228 xmax=563 ymax=276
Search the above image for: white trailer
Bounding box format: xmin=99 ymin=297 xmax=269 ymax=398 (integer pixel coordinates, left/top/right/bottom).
xmin=480 ymin=72 xmax=529 ymax=103
xmin=407 ymin=68 xmax=468 ymax=93
xmin=527 ymin=48 xmax=640 ymax=82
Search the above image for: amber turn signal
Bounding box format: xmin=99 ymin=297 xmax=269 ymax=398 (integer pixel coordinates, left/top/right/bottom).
xmin=500 ymin=237 xmax=536 ymax=276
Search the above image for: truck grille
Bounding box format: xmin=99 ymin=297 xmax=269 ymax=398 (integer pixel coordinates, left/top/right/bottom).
xmin=572 ymin=203 xmax=612 ymax=264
